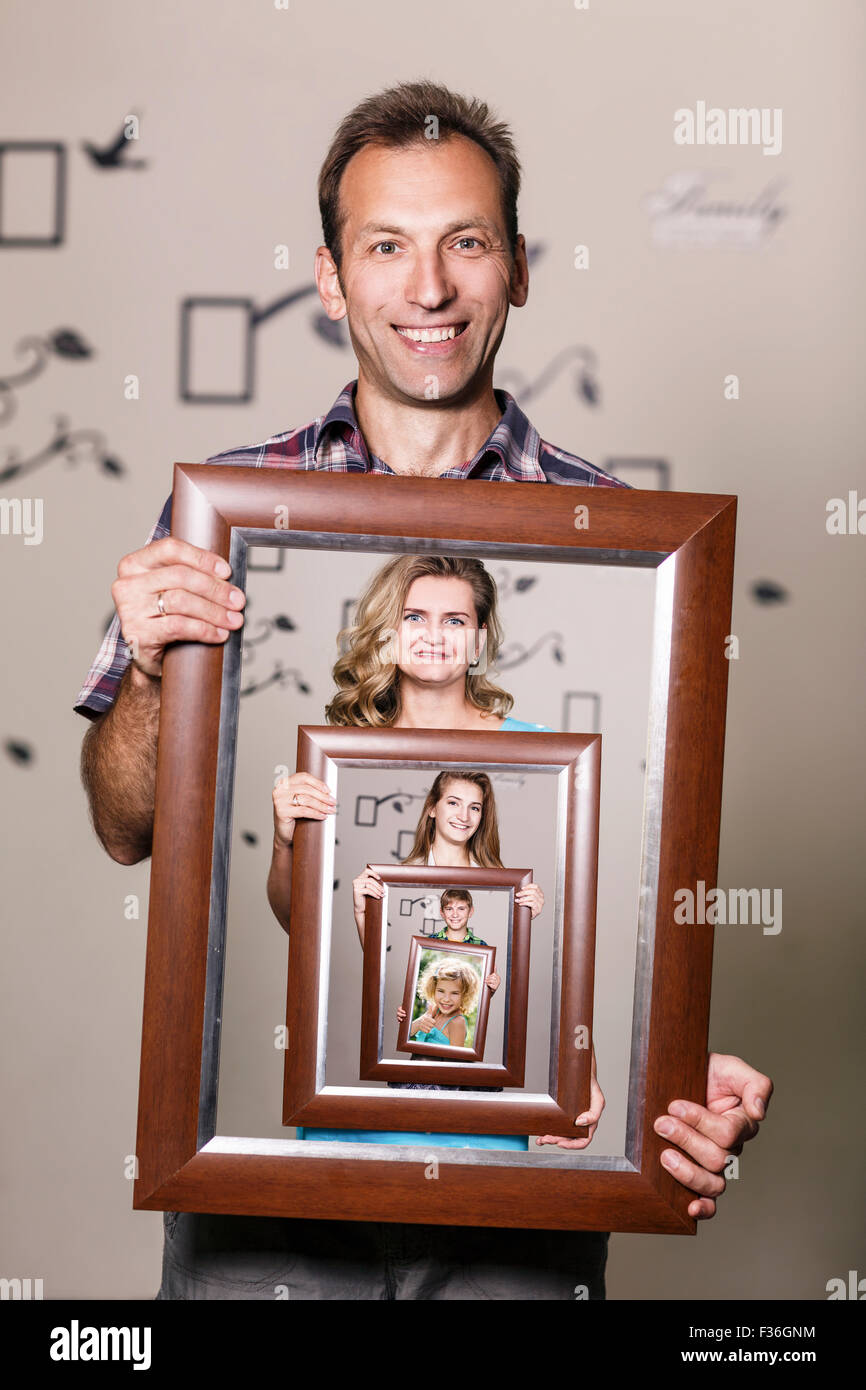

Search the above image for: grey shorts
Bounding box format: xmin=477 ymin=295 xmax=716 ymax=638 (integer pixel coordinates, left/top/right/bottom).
xmin=157 ymin=1211 xmax=609 ymax=1301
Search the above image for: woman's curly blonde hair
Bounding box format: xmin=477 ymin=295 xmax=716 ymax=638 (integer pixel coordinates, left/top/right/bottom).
xmin=418 ymin=954 xmax=482 ymax=1016
xmin=325 ymin=554 xmax=513 ymax=727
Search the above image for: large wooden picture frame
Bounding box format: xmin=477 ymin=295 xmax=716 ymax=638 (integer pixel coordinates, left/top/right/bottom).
xmin=132 ymin=466 xmax=735 ymax=1234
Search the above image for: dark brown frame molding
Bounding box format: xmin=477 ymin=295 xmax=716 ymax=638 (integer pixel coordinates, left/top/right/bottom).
xmin=281 ymin=724 xmax=595 ymax=1129
xmin=132 ymin=467 xmax=735 ymax=1234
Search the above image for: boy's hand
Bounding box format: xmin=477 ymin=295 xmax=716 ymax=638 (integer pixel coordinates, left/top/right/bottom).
xmin=485 ymin=970 xmax=501 ymax=992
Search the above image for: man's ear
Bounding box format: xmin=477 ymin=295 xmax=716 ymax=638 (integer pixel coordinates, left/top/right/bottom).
xmin=509 ymin=233 xmax=529 ymax=309
xmin=315 ymin=245 xmax=348 ymax=320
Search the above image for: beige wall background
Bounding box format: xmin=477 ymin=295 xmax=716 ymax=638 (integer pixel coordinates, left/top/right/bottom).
xmin=1 ymin=0 xmax=863 ymax=1299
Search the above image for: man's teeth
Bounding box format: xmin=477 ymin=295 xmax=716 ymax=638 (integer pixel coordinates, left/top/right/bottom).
xmin=396 ymin=325 xmax=464 ymax=343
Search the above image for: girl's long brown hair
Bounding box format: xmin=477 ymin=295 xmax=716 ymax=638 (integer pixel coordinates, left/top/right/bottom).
xmin=402 ymin=771 xmax=503 ymax=869
xmin=325 ymin=554 xmax=513 ymax=727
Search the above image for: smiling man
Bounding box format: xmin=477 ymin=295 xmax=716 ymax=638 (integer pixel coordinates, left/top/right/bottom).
xmin=76 ymin=80 xmax=772 ymax=1300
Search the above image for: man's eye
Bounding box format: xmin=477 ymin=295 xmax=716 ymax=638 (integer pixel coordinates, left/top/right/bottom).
xmin=374 ymin=241 xmax=398 ymax=255
xmin=455 ymin=237 xmax=481 ymax=250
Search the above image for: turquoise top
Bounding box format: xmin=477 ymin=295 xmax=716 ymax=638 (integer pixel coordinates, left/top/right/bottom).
xmin=500 ymin=715 xmax=552 ymax=732
xmin=300 ymin=715 xmax=546 ymax=1152
xmin=414 ymin=1018 xmax=465 ymax=1046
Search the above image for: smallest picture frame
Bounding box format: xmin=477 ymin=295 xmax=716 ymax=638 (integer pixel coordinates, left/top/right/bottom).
xmin=360 ymin=866 xmax=532 ymax=1089
xmin=396 ymin=935 xmax=497 ymax=1064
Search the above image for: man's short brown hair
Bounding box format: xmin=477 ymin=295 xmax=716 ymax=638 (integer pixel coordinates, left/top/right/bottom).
xmin=318 ymin=79 xmax=521 ymax=271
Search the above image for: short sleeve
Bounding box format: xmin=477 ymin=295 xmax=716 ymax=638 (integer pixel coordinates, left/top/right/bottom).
xmin=72 ymin=493 xmax=173 ymax=720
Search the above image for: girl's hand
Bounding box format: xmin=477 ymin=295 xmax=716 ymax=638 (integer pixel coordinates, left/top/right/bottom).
xmin=516 ymin=882 xmax=544 ymax=919
xmin=396 ymin=1006 xmax=407 ymax=1022
xmin=416 ymin=1010 xmax=436 ymax=1032
xmin=352 ymin=867 xmax=384 ymax=917
xmin=535 ymin=1046 xmax=605 ymax=1149
xmin=486 ymin=970 xmax=501 ymax=992
xmin=273 ymin=773 xmax=336 ymax=847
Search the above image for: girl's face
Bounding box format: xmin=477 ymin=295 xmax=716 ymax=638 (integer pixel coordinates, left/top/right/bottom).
xmin=429 ymin=779 xmax=483 ymax=847
xmin=396 ymin=576 xmax=486 ymax=686
xmin=433 ymin=979 xmax=463 ymax=1015
xmin=442 ymin=898 xmax=472 ymax=932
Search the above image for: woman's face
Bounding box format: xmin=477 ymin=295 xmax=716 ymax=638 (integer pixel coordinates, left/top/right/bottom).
xmin=429 ymin=779 xmax=483 ymax=847
xmin=396 ymin=575 xmax=486 ymax=687
xmin=433 ymin=979 xmax=463 ymax=1015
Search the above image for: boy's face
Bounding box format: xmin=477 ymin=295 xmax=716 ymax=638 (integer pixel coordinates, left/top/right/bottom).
xmin=442 ymin=897 xmax=472 ymax=932
xmin=316 ymin=135 xmax=528 ymax=407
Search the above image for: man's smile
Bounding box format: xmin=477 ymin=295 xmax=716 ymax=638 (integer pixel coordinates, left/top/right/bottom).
xmin=392 ymin=322 xmax=470 ymax=352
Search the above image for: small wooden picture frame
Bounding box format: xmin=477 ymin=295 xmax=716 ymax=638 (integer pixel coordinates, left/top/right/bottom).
xmin=397 ymin=935 xmax=497 ymax=1061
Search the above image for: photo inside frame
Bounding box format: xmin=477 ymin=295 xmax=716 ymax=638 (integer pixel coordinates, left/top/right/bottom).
xmin=214 ymin=542 xmax=657 ymax=1159
xmin=403 ymin=938 xmax=491 ymax=1056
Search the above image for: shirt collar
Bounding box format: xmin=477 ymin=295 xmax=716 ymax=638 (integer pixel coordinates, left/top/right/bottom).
xmin=314 ymin=380 xmax=546 ymax=482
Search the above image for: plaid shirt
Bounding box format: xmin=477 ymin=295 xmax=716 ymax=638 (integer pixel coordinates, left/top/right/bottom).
xmin=74 ymin=380 xmax=629 ymax=718
xmin=432 ymin=926 xmax=488 ymax=947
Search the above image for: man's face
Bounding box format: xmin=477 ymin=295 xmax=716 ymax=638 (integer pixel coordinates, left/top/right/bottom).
xmin=317 ymin=135 xmax=528 ymax=406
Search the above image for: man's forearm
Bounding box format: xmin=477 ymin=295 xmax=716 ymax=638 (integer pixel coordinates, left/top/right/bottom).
xmin=80 ymin=663 xmax=161 ymax=864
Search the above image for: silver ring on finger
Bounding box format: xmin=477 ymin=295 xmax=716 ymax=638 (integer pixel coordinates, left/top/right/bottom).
xmin=292 ymin=792 xmax=300 ymax=806
xmin=156 ymin=591 xmax=167 ymax=618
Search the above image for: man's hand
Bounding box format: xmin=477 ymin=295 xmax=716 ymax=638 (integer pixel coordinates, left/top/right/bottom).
xmin=111 ymin=536 xmax=246 ymax=678
xmin=653 ymin=1051 xmax=773 ymax=1220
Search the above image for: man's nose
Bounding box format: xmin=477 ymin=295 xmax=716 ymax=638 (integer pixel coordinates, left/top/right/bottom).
xmin=404 ymin=249 xmax=455 ymax=308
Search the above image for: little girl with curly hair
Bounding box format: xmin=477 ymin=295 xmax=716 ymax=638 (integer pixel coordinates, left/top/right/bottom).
xmin=407 ymin=954 xmax=482 ymax=1049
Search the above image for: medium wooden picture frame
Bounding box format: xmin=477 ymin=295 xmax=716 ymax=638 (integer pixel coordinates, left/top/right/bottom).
xmin=132 ymin=465 xmax=735 ymax=1234
xmin=281 ymin=727 xmax=596 ymax=1134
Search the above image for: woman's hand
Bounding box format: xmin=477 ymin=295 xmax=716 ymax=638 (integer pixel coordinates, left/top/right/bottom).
xmin=352 ymin=866 xmax=384 ymax=917
xmin=485 ymin=970 xmax=501 ymax=992
xmin=516 ymin=882 xmax=544 ymax=919
xmin=273 ymin=773 xmax=336 ymax=847
xmin=535 ymin=1046 xmax=605 ymax=1149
